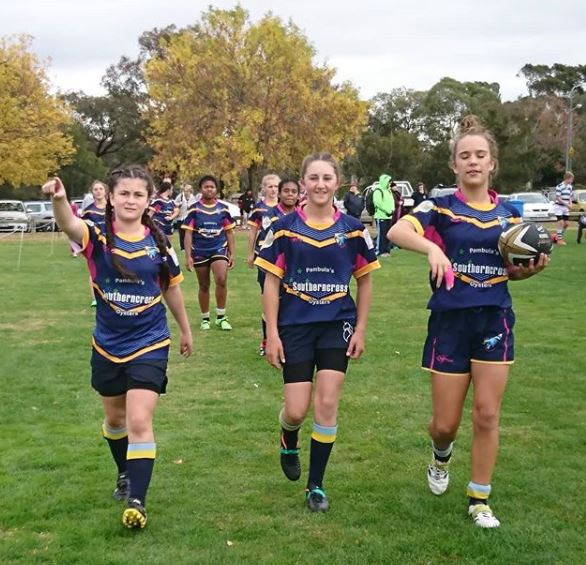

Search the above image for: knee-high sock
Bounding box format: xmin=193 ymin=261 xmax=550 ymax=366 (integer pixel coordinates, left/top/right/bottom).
xmin=102 ymin=421 xmax=128 ymax=474
xmin=127 ymin=442 xmax=156 ymax=504
xmin=308 ymin=423 xmax=337 ymax=489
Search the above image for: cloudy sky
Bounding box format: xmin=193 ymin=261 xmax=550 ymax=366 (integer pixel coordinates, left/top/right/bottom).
xmin=2 ymin=0 xmax=585 ymax=101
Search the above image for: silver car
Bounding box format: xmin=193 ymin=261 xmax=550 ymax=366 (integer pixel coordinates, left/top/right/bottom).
xmin=24 ymin=201 xmax=55 ymax=231
xmin=0 ymin=200 xmax=31 ymax=232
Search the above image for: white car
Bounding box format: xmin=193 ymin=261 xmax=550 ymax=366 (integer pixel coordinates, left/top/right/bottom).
xmin=508 ymin=192 xmax=554 ymax=221
xmin=0 ymin=200 xmax=32 ymax=232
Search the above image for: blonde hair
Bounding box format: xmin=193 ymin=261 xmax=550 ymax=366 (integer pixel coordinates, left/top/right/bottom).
xmin=300 ymin=152 xmax=341 ymax=180
xmin=450 ymin=115 xmax=499 ymax=177
xmin=261 ymin=174 xmax=280 ymax=188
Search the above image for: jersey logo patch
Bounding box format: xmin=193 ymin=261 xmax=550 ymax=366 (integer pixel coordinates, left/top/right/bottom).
xmin=335 ymin=233 xmax=348 ymax=247
xmin=262 ymin=216 xmax=272 ymax=230
xmin=262 ymin=229 xmax=275 ymax=249
xmin=145 ymin=246 xmax=159 ymax=260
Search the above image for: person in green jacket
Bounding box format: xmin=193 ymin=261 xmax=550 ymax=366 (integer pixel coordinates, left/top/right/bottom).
xmin=373 ymin=174 xmax=395 ymax=256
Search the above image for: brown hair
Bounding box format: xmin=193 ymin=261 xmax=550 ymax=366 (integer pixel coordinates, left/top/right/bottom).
xmin=89 ymin=180 xmax=107 ymax=196
xmin=105 ymin=165 xmax=171 ymax=290
xmin=450 ymin=115 xmax=499 ymax=178
xmin=300 ymin=152 xmax=341 ymax=180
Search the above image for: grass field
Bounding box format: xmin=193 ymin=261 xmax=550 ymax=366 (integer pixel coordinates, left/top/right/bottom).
xmin=1 ymin=229 xmax=585 ymax=564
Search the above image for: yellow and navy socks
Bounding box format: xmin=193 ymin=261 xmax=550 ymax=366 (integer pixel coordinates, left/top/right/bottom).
xmin=102 ymin=421 xmax=128 ymax=473
xmin=467 ymin=481 xmax=491 ymax=507
xmin=127 ymin=442 xmax=156 ymax=503
xmin=308 ymin=422 xmax=337 ymax=489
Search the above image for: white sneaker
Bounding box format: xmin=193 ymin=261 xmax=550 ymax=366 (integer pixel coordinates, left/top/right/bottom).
xmin=427 ymin=460 xmax=449 ymax=495
xmin=468 ymin=503 xmax=501 ymax=528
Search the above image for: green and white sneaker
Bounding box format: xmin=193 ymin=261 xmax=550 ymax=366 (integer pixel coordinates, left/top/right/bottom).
xmin=468 ymin=503 xmax=500 ymax=528
xmin=215 ymin=317 xmax=232 ymax=331
xmin=200 ymin=319 xmax=211 ymax=330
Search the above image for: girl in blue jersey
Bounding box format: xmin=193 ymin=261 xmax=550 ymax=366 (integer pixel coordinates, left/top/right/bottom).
xmin=389 ymin=116 xmax=549 ymax=528
xmin=81 ymin=180 xmax=107 ymax=306
xmin=255 ymin=178 xmax=300 ymax=355
xmin=183 ymin=175 xmax=236 ymax=331
xmin=256 ymin=153 xmax=380 ymax=512
xmin=42 ymin=166 xmax=192 ymax=530
xmin=149 ymin=179 xmax=179 ymax=237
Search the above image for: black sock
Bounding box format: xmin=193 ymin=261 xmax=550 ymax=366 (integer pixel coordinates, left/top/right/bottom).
xmin=127 ymin=443 xmax=156 ymax=504
xmin=307 ymin=423 xmax=337 ymax=490
xmin=469 ymin=497 xmax=488 ymax=507
xmin=262 ymin=319 xmax=267 ymax=340
xmin=281 ymin=428 xmax=299 ymax=450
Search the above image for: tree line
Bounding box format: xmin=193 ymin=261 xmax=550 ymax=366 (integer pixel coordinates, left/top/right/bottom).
xmin=1 ymin=6 xmax=584 ymax=199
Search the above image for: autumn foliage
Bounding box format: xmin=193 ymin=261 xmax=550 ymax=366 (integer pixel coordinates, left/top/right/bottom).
xmin=0 ymin=36 xmax=74 ymax=186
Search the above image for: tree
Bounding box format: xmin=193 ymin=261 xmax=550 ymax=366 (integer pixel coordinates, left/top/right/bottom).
xmin=0 ymin=35 xmax=74 ymax=186
xmin=519 ymin=64 xmax=586 ymax=97
xmin=144 ymin=7 xmax=368 ymax=192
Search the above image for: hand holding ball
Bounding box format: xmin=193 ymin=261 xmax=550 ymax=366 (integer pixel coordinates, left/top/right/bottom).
xmin=498 ymin=223 xmax=553 ymax=266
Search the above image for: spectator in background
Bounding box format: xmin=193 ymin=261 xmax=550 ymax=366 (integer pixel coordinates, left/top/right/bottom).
xmin=553 ymin=171 xmax=574 ymax=245
xmin=238 ymin=188 xmax=255 ymax=229
xmin=577 ymin=210 xmax=586 ymax=244
xmin=413 ymin=182 xmax=427 ymax=207
xmin=343 ymin=182 xmax=364 ymax=220
xmin=373 ymin=174 xmax=395 ymax=257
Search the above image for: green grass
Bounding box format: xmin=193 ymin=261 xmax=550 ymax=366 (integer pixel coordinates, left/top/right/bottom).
xmin=1 ymin=229 xmax=585 ymax=564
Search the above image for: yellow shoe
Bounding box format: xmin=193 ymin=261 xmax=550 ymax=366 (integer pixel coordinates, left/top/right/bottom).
xmin=122 ymin=498 xmax=147 ymax=529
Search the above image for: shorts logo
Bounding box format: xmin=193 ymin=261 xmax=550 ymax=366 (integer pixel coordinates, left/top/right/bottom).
xmin=483 ymin=334 xmax=502 ymax=350
xmin=342 ymin=322 xmax=354 ymax=343
xmin=335 ymin=233 xmax=348 ymax=247
xmin=435 ymin=354 xmax=454 ymax=364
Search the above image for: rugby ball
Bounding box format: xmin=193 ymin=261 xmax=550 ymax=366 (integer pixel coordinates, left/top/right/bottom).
xmin=498 ymin=223 xmax=553 ymax=266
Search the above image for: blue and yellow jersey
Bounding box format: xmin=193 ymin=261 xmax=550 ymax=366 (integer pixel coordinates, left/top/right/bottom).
xmin=149 ymin=197 xmax=178 ymax=235
xmin=182 ymin=200 xmax=235 ymax=257
xmin=255 ymin=206 xmax=380 ymax=326
xmin=80 ymin=222 xmax=183 ymax=363
xmin=403 ymin=190 xmax=522 ymax=311
xmin=81 ymin=202 xmax=106 ymax=230
xmin=256 ymin=203 xmax=295 ymax=251
xmin=248 ymin=200 xmax=276 ymax=255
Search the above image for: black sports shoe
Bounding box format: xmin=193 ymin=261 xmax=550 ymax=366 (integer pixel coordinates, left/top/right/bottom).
xmin=305 ymin=485 xmax=330 ymax=512
xmin=280 ymin=447 xmax=301 ymax=481
xmin=122 ymin=498 xmax=147 ymax=529
xmin=113 ymin=472 xmax=130 ymax=501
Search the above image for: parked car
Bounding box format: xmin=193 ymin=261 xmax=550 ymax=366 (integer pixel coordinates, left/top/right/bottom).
xmin=497 ymin=194 xmax=511 ymax=203
xmin=429 ymin=186 xmax=458 ymax=198
xmin=0 ymin=200 xmax=32 ymax=232
xmin=24 ymin=201 xmax=55 ymax=231
xmin=508 ymin=192 xmax=554 ymax=221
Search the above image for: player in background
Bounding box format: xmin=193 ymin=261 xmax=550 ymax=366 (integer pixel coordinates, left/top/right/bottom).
xmin=183 ymin=175 xmax=236 ymax=331
xmin=81 ymin=180 xmax=108 ymax=306
xmin=255 ymin=179 xmax=300 ymax=355
xmin=149 ymin=178 xmax=179 ymax=240
xmin=389 ymin=116 xmax=549 ymax=528
xmin=552 ymin=171 xmax=574 ymax=245
xmin=247 ymin=174 xmax=280 ymax=353
xmin=42 ymin=166 xmax=192 ymax=530
xmin=256 ymin=153 xmax=380 ymax=512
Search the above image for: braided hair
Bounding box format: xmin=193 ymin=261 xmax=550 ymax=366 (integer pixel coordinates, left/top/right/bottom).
xmin=105 ymin=165 xmax=171 ymax=291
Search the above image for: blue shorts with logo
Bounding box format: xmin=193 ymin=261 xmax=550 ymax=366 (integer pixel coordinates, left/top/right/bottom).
xmin=422 ymin=307 xmax=515 ymax=375
xmin=192 ymin=247 xmax=229 ymax=266
xmin=279 ymin=320 xmax=355 ymax=383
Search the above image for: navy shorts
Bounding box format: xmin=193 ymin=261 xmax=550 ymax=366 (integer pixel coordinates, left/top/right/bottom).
xmin=193 ymin=247 xmax=229 ymax=267
xmin=279 ymin=320 xmax=354 ymax=383
xmin=556 ymin=214 xmax=570 ymax=221
xmin=91 ymin=349 xmax=168 ymax=396
xmin=422 ymin=307 xmax=515 ymax=375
